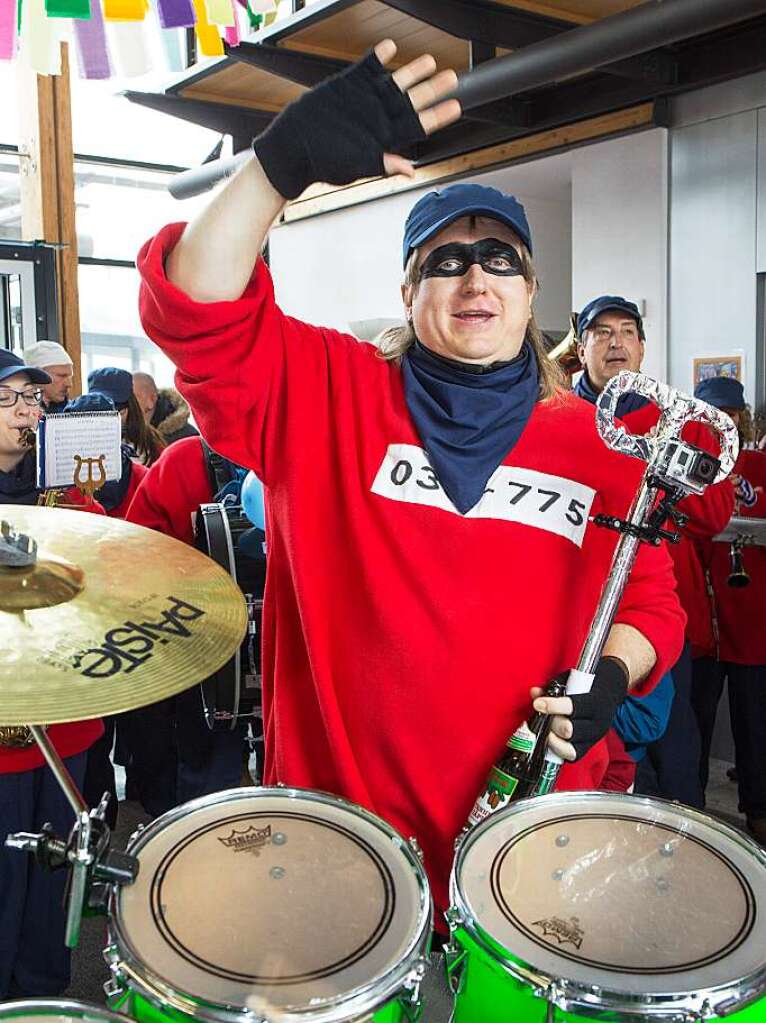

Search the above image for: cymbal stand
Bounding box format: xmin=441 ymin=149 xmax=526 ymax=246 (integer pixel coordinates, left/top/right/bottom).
xmin=5 ymin=725 xmax=139 ymax=948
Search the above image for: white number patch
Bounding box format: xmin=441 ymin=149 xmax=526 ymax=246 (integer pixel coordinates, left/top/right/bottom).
xmin=371 ymin=444 xmax=595 ymax=547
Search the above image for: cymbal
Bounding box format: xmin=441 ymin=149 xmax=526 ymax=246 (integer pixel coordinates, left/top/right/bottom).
xmin=713 ymin=516 xmax=766 ymax=547
xmin=0 ymin=505 xmax=247 ymax=726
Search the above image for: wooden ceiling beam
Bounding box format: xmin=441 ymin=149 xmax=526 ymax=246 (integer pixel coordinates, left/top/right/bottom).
xmin=17 ymin=43 xmax=80 ymax=391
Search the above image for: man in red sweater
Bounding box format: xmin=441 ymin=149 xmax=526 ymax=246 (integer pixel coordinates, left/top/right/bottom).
xmin=692 ymin=377 xmax=766 ymax=844
xmin=136 ymin=42 xmax=685 ymax=919
xmin=123 ymin=436 xmax=257 ymax=813
xmin=574 ymin=295 xmax=734 ymax=808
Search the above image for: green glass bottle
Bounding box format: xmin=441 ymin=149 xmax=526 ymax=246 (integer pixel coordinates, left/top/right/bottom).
xmin=466 ymin=676 xmax=568 ymax=828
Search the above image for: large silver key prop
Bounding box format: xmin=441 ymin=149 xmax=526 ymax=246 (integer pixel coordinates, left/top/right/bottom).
xmin=536 ymin=370 xmax=738 ymax=794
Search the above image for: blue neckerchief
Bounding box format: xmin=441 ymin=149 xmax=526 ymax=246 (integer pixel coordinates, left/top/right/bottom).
xmin=402 ymin=340 xmax=539 ymax=514
xmin=0 ymin=450 xmax=39 ymax=505
xmin=574 ymin=370 xmax=649 ymax=417
xmin=95 ymin=444 xmax=134 ymax=512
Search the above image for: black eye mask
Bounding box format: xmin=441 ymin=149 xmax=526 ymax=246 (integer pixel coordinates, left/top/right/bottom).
xmin=418 ymin=239 xmax=524 ymax=280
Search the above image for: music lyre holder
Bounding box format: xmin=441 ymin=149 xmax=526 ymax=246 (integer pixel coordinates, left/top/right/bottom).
xmin=1 ymin=523 xmax=139 ymax=950
xmin=538 ymin=371 xmax=739 ymax=792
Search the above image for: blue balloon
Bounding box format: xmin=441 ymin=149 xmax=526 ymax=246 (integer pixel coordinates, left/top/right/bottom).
xmin=241 ymin=471 xmax=266 ymax=531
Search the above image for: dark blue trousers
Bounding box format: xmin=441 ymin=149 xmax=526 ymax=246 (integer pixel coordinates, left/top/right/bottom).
xmin=0 ymin=752 xmax=87 ymax=998
xmin=691 ymin=657 xmax=766 ymax=819
xmin=635 ymin=643 xmax=704 ymax=809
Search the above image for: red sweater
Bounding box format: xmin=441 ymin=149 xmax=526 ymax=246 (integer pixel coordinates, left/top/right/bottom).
xmin=126 ymin=437 xmax=210 ymax=543
xmin=621 ymin=403 xmax=734 ymax=658
xmin=1 ymin=491 xmax=105 ymax=773
xmin=700 ymin=449 xmax=766 ymax=664
xmin=138 ymin=223 xmax=684 ymax=916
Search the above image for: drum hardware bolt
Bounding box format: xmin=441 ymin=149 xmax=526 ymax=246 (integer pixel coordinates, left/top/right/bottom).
xmin=699 ymin=999 xmax=715 ymax=1019
xmin=407 ymin=836 xmax=424 ymax=862
xmin=659 ymin=842 xmax=675 ymax=857
xmin=552 ymin=868 xmax=565 ymax=881
xmin=443 ymin=941 xmax=467 ymax=995
xmin=555 ymin=834 xmax=570 ymax=847
xmin=269 ymin=865 xmax=286 ymax=879
xmin=655 ymin=877 xmax=670 ymax=892
xmin=272 ymin=831 xmax=287 ymax=845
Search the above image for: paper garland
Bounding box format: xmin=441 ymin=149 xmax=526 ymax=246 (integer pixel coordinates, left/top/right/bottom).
xmin=2 ymin=0 xmax=273 ymax=75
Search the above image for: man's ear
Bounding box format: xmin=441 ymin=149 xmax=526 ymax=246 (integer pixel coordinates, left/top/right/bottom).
xmin=576 ymin=341 xmax=586 ymax=367
xmin=402 ymin=282 xmax=413 ymax=322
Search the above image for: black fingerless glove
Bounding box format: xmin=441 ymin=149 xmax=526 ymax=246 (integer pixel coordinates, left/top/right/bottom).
xmin=569 ymin=656 xmax=630 ymax=760
xmin=253 ymin=49 xmax=426 ymax=199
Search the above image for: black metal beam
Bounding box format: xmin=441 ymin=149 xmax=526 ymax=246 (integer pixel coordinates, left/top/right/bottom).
xmin=123 ymin=91 xmax=275 ymax=137
xmin=379 ymin=0 xmax=569 ymax=50
xmin=454 ymin=0 xmax=762 ymax=112
xmin=223 ymin=40 xmax=349 ymax=86
xmin=415 ymin=14 xmax=766 ymax=167
xmin=469 ymin=40 xmax=496 ymax=70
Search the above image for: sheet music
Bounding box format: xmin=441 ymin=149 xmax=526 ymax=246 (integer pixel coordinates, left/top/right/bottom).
xmin=37 ymin=411 xmax=122 ymax=489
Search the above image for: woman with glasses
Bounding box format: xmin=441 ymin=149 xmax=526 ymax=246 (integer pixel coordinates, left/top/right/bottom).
xmin=0 ymin=347 xmax=104 ymax=999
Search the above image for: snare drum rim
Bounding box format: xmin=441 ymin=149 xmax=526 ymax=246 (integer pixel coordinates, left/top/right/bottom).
xmin=449 ymin=791 xmax=766 ymax=1018
xmin=0 ymin=1001 xmax=132 ymax=1023
xmin=109 ymin=786 xmax=433 ymax=1023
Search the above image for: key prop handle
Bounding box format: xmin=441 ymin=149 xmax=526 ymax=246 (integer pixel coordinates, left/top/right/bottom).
xmin=596 ymin=371 xmax=738 ymax=482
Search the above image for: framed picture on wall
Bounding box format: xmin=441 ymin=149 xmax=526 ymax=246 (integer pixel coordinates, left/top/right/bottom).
xmin=692 ymin=352 xmax=744 ymax=391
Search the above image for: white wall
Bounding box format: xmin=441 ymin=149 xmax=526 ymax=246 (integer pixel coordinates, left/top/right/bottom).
xmin=571 ymin=128 xmax=669 ymax=385
xmin=669 ymin=111 xmax=758 ymax=403
xmin=267 ymin=154 xmax=572 ymax=338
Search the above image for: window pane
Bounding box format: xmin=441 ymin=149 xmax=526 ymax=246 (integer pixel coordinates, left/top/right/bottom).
xmin=0 ymin=151 xmax=21 ymax=243
xmin=79 ymin=263 xmax=178 ymax=389
xmin=75 ymin=160 xmax=214 ymax=262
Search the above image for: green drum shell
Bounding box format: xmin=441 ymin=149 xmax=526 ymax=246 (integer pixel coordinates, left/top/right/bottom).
xmin=0 ymin=1003 xmax=133 ymax=1023
xmin=105 ymin=786 xmax=432 ymax=1023
xmin=446 ymin=926 xmax=766 ymax=1023
xmin=111 ymin=989 xmax=410 ymax=1023
xmin=448 ymin=792 xmax=766 ymax=1022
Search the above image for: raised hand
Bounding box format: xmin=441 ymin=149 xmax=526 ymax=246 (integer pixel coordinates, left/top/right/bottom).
xmin=253 ymin=40 xmax=462 ymax=199
xmin=376 ymin=40 xmax=461 ymax=178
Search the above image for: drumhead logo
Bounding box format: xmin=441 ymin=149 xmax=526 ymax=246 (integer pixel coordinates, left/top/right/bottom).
xmin=70 ymin=596 xmax=206 ymax=678
xmin=217 ymin=824 xmax=272 ymax=856
xmin=532 ymin=915 xmax=584 ymax=950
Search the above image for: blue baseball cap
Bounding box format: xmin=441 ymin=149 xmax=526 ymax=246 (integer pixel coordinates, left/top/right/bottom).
xmin=402 ymin=183 xmax=533 ymax=267
xmin=694 ymin=376 xmax=745 ymax=411
xmin=88 ymin=367 xmax=133 ymax=408
xmin=0 ymin=348 xmax=51 ymax=386
xmin=65 ymin=392 xmax=116 ymax=414
xmin=578 ymin=295 xmax=644 ymax=339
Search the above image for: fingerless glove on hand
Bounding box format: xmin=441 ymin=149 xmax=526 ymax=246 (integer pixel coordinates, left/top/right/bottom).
xmin=253 ymin=49 xmax=426 ymax=199
xmin=569 ymin=655 xmax=630 ymax=760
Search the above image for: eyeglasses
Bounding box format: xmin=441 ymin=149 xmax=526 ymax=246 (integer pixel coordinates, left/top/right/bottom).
xmin=0 ymin=386 xmax=44 ymax=408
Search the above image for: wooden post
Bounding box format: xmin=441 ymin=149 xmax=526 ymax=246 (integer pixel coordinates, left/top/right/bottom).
xmin=17 ymin=43 xmax=82 ymax=393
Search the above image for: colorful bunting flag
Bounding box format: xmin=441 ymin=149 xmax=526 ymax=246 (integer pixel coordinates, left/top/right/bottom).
xmin=191 ymin=0 xmax=222 ymax=56
xmin=103 ymin=0 xmax=146 ymax=22
xmin=156 ymin=0 xmax=193 ymax=29
xmin=73 ymin=0 xmax=111 ymax=77
xmin=203 ymin=0 xmax=232 ymax=28
xmin=0 ymin=0 xmax=18 ymax=59
xmin=45 ymin=0 xmax=90 ymax=20
xmin=18 ymin=0 xmax=62 ymax=74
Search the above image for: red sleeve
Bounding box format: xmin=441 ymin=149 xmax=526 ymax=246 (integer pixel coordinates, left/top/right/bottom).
xmin=137 ymin=223 xmax=361 ymax=488
xmin=736 ymin=449 xmax=766 ymax=517
xmin=125 ymin=436 xmax=212 ymax=545
xmin=674 ymin=421 xmax=735 ymax=539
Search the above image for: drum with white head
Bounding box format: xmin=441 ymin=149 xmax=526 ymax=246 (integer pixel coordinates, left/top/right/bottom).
xmin=106 ymin=787 xmax=432 ymax=1023
xmin=447 ymin=792 xmax=766 ymax=1021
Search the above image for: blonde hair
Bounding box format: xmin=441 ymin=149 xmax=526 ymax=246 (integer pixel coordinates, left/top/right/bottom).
xmin=376 ymin=244 xmax=564 ymax=401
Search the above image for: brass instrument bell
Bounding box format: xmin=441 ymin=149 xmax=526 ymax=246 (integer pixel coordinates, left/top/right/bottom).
xmin=728 ymin=539 xmax=750 ymax=588
xmin=547 ymin=313 xmax=581 ymax=375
